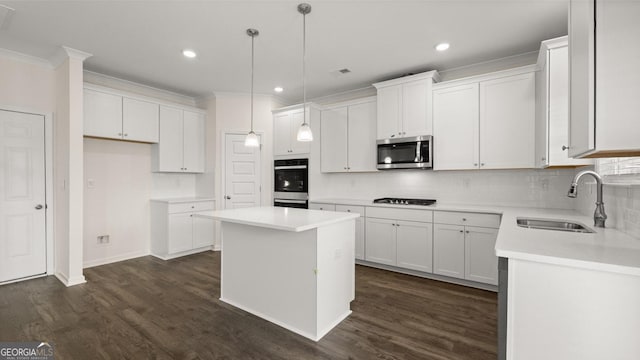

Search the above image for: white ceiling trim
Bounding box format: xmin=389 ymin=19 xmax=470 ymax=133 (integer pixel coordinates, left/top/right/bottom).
xmin=50 ymin=46 xmax=92 ymax=68
xmin=0 ymin=46 xmax=53 ymax=69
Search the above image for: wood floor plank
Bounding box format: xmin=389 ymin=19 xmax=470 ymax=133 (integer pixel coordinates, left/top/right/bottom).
xmin=0 ymin=251 xmax=497 ymax=359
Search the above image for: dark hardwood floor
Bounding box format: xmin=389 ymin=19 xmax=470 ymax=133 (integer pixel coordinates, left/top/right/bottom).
xmin=0 ymin=252 xmax=497 ymax=359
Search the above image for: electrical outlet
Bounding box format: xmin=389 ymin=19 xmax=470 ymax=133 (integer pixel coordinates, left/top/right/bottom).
xmin=97 ymin=235 xmax=110 ymax=244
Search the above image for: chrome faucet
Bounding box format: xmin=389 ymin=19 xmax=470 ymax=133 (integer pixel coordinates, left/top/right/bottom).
xmin=567 ymin=170 xmax=607 ymax=228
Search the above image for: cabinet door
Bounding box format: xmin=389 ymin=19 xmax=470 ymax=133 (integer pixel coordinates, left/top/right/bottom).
xmin=396 ymin=220 xmax=433 ymax=273
xmin=480 ymin=72 xmax=535 ymax=169
xmin=193 ymin=216 xmax=215 ymax=248
xmin=168 ymin=213 xmax=193 ymax=253
xmin=183 ymin=111 xmax=205 ymax=173
xmin=433 ymin=84 xmax=480 ymax=170
xmin=320 ymin=106 xmax=348 ymax=172
xmin=122 ymin=97 xmax=159 ymax=143
xmin=290 ymin=110 xmax=311 ymax=155
xmin=273 ymin=113 xmax=291 ymax=156
xmin=402 ymin=79 xmax=431 ymax=137
xmin=365 ymin=218 xmax=396 ymax=266
xmin=547 ymin=46 xmax=593 ymax=167
xmin=347 ymin=101 xmax=377 ymax=172
xmin=568 ymin=0 xmax=595 ymax=157
xmin=433 ymin=224 xmax=465 ymax=279
xmin=464 ymin=226 xmax=499 ymax=285
xmin=309 ymin=203 xmax=336 ymax=211
xmin=376 ymin=85 xmax=401 ymax=139
xmin=354 ymin=216 xmax=365 ymax=261
xmin=84 ymin=89 xmax=122 ymax=139
xmin=157 ymin=106 xmax=184 ymax=172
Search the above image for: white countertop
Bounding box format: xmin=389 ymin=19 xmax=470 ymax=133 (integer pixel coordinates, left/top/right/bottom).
xmin=311 ymin=198 xmax=640 ymax=276
xmin=151 ymin=197 xmax=215 ymax=203
xmin=194 ymin=206 xmax=359 ymax=232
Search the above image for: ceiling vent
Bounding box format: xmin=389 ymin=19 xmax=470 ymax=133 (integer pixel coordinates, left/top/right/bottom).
xmin=330 ymin=68 xmax=352 ymax=77
xmin=0 ymin=5 xmax=15 ymax=30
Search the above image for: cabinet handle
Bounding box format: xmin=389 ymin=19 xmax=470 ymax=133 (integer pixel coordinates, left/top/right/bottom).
xmin=542 ymin=157 xmax=546 ymax=161
xmin=466 ymin=230 xmax=470 ymax=234
xmin=396 ymin=223 xmax=400 ymax=227
xmin=480 ymin=163 xmax=485 ymax=167
xmin=474 ymin=163 xmax=478 ymax=167
xmin=390 ymin=134 xmax=395 ymax=138
xmin=225 ymin=195 xmax=231 ymax=200
xmin=118 ymin=132 xmax=122 ymax=136
xmin=562 ymin=145 xmax=569 ymax=151
xmin=459 ymin=230 xmax=464 ymax=233
xmin=124 ymin=133 xmax=128 ymax=137
xmin=347 ymin=210 xmax=351 ymax=212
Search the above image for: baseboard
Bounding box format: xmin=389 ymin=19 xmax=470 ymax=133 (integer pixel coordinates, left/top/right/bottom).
xmin=55 ymin=272 xmax=86 ymax=287
xmin=150 ymin=246 xmax=214 ymax=261
xmin=356 ymin=260 xmax=498 ymax=292
xmin=83 ymin=250 xmax=151 ymax=269
xmin=0 ymin=273 xmax=48 ymax=286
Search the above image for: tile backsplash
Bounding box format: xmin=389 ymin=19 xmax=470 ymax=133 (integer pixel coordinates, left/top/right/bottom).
xmin=574 ymin=181 xmax=640 ymax=239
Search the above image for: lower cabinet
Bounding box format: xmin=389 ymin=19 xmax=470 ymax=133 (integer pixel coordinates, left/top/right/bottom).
xmin=310 ymin=202 xmax=365 ymax=261
xmin=365 ymin=217 xmax=433 ymax=272
xmin=433 ymin=211 xmax=500 ymax=285
xmin=151 ymin=199 xmax=215 ymax=259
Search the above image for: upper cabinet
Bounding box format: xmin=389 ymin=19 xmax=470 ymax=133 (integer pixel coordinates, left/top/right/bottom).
xmin=151 ymin=106 xmax=205 ymax=173
xmin=433 ymin=67 xmax=536 ymax=170
xmin=535 ymin=37 xmax=593 ymax=168
xmin=320 ymin=97 xmax=377 ymax=173
xmin=568 ymin=0 xmax=640 ymax=158
xmin=272 ymin=104 xmax=319 ymax=156
xmin=373 ymin=71 xmax=440 ymax=140
xmin=84 ymin=87 xmax=159 ymax=143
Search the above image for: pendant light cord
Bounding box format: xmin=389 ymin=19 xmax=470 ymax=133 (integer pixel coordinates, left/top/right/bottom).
xmin=302 ymin=10 xmax=307 ymax=126
xmin=250 ymin=33 xmax=255 ymax=132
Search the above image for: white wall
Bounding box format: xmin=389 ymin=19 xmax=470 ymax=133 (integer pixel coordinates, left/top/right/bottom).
xmin=83 ymin=138 xmax=151 ymax=267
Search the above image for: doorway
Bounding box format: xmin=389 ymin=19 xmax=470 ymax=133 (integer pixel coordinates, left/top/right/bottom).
xmin=0 ymin=109 xmax=47 ymax=283
xmin=223 ymin=133 xmax=262 ymax=209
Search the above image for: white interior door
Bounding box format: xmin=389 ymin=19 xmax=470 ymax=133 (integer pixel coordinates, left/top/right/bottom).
xmin=224 ymin=133 xmax=261 ymax=209
xmin=0 ymin=110 xmax=46 ymax=283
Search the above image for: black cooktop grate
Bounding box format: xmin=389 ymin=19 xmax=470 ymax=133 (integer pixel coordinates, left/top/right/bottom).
xmin=373 ymin=198 xmax=437 ymax=206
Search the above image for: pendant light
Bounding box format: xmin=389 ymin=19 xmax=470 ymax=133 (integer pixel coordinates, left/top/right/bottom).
xmin=296 ymin=3 xmax=313 ymax=142
xmin=245 ymin=28 xmax=260 ymax=147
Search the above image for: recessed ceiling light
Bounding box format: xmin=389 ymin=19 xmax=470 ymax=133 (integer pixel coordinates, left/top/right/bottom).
xmin=274 ymin=87 xmax=284 ymax=93
xmin=435 ymin=43 xmax=450 ymax=52
xmin=182 ymin=49 xmax=197 ymax=58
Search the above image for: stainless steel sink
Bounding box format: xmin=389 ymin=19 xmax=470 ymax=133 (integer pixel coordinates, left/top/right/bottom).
xmin=516 ymin=218 xmax=596 ymax=233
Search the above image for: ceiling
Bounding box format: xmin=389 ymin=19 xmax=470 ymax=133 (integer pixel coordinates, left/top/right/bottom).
xmin=0 ymin=1 xmax=568 ymax=102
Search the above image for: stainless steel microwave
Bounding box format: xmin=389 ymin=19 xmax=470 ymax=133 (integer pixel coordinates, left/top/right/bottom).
xmin=376 ymin=135 xmax=433 ymax=170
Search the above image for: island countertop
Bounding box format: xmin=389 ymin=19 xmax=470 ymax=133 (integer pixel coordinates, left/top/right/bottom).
xmin=194 ymin=206 xmax=359 ymax=232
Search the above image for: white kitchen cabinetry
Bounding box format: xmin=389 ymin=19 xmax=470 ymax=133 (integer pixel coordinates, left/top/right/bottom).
xmin=320 ymin=98 xmax=377 ymax=173
xmin=152 ymin=106 xmax=205 ymax=173
xmin=365 ymin=207 xmax=433 ymax=272
xmin=308 ymin=203 xmax=336 ymax=211
xmin=336 ymin=205 xmax=366 ymax=261
xmin=569 ymin=0 xmax=640 ymax=158
xmin=84 ymin=88 xmax=159 ymax=143
xmin=309 ymin=203 xmax=365 ymax=261
xmin=373 ymin=71 xmax=440 ymax=140
xmin=272 ymin=104 xmax=319 ymax=156
xmin=432 ymin=67 xmax=536 ymax=170
xmin=433 ymin=211 xmax=500 ymax=285
xmin=536 ymin=37 xmax=593 ymax=168
xmin=151 ymin=199 xmax=215 ymax=260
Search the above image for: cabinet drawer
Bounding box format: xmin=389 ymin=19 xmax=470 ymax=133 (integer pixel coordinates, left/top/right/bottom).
xmin=168 ymin=201 xmax=215 ymax=214
xmin=366 ymin=206 xmax=433 ymax=223
xmin=433 ymin=211 xmax=501 ymax=228
xmin=335 ymin=205 xmax=365 ymax=216
xmin=309 ymin=203 xmax=336 ymax=211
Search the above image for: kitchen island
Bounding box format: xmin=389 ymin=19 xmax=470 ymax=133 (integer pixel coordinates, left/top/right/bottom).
xmin=195 ymin=206 xmax=359 ymax=341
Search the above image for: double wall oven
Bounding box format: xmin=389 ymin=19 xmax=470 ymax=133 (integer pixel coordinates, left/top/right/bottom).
xmin=273 ymin=158 xmax=308 ymax=209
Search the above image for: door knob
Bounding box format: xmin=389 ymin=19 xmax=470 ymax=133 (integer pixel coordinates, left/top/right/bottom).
xmin=35 ymin=204 xmax=43 ymax=210
xmin=562 ymin=145 xmax=569 ymax=151
xmin=225 ymin=196 xmax=231 ymax=200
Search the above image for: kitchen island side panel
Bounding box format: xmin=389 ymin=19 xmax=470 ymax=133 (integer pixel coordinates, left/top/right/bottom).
xmin=220 ymin=222 xmax=318 ymax=339
xmin=316 ymin=220 xmax=355 ymax=338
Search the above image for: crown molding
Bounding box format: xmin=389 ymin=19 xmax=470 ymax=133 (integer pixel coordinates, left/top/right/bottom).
xmin=0 ymin=47 xmax=53 ymax=69
xmin=50 ymin=46 xmax=92 ymax=68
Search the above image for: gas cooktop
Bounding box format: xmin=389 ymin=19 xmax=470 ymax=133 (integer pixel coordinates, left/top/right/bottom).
xmin=373 ymin=198 xmax=437 ymax=206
